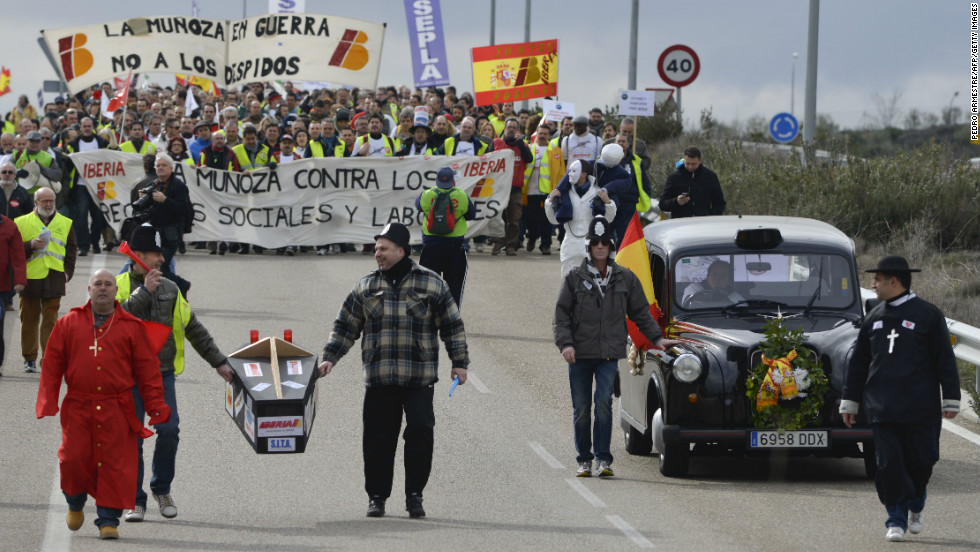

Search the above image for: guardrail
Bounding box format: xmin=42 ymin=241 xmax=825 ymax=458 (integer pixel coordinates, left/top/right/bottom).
xmin=861 ymin=289 xmax=980 ymax=391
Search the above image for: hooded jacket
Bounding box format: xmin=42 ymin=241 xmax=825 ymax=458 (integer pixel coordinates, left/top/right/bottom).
xmin=554 ymin=259 xmax=662 ymax=360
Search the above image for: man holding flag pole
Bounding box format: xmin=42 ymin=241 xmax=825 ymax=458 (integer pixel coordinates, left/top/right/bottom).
xmin=553 ymin=214 xmax=678 ymax=478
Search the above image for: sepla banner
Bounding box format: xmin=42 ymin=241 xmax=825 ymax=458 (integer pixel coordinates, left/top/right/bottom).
xmin=42 ymin=14 xmax=385 ymax=94
xmin=67 ymin=150 xmax=514 ymax=249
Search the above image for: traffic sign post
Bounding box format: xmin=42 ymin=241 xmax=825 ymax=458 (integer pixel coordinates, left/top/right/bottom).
xmin=769 ymin=112 xmax=800 ymax=143
xmin=657 ymin=44 xmax=700 ymax=115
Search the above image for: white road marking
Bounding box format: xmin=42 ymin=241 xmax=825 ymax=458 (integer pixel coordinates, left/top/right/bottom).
xmin=564 ymin=477 xmax=606 ymax=508
xmin=465 ymin=371 xmax=490 ymax=393
xmin=943 ymin=419 xmax=980 ymax=446
xmin=528 ymin=442 xmax=565 ymax=469
xmin=41 ymin=463 xmax=71 ymax=552
xmin=606 ymin=515 xmax=655 ymax=548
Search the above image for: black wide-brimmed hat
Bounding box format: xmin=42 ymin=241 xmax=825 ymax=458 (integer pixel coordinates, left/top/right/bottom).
xmin=864 ymin=255 xmax=921 ymax=273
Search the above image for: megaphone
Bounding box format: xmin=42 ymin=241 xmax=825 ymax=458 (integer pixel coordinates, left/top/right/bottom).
xmin=117 ymin=241 xmax=152 ymax=273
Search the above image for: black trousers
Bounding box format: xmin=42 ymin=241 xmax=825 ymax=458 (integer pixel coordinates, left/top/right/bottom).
xmin=872 ymin=420 xmax=940 ymax=506
xmin=363 ymin=385 xmax=435 ymax=500
xmin=523 ymin=195 xmax=552 ymax=250
xmin=419 ymin=240 xmax=467 ymax=308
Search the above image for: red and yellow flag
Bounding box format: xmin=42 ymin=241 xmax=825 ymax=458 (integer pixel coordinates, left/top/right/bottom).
xmin=616 ymin=212 xmax=663 ymax=349
xmin=177 ymin=74 xmax=221 ymax=97
xmin=0 ymin=67 xmax=11 ymax=97
xmin=471 ymin=39 xmax=557 ymax=106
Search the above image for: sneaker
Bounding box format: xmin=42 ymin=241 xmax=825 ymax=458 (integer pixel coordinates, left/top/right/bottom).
xmin=317 ymin=247 xmax=329 ymax=256
xmin=576 ymin=461 xmax=593 ymax=477
xmin=475 ymin=242 xmax=485 ymax=253
xmin=99 ymin=525 xmax=119 ymax=540
xmin=24 ymin=360 xmax=37 ymax=373
xmin=286 ymin=247 xmax=296 ymax=256
xmin=66 ymin=509 xmax=84 ymax=531
xmin=885 ymin=526 xmax=905 ymax=541
xmin=366 ymin=496 xmax=385 ymax=518
xmin=491 ymin=242 xmax=503 ymax=256
xmin=406 ymin=493 xmax=425 ymax=518
xmin=153 ymin=492 xmax=177 ymax=518
xmin=124 ymin=505 xmax=145 ymax=522
xmin=909 ymin=511 xmax=923 ymax=534
xmin=596 ymin=460 xmax=614 ymax=478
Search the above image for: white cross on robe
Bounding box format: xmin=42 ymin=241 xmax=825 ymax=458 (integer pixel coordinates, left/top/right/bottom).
xmin=886 ymin=329 xmax=899 ymax=354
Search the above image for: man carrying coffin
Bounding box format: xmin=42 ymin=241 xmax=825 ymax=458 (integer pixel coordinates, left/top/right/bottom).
xmin=36 ymin=269 xmax=170 ymax=540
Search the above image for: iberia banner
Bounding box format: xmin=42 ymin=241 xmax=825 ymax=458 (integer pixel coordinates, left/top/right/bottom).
xmin=471 ymin=39 xmax=558 ymax=106
xmin=68 ymin=150 xmax=514 ymax=248
xmin=42 ymin=14 xmax=385 ymax=94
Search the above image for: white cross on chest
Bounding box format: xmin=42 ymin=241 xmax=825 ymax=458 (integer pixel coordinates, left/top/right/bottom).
xmin=90 ymin=339 xmax=99 ymax=357
xmin=886 ymin=329 xmax=899 ymax=354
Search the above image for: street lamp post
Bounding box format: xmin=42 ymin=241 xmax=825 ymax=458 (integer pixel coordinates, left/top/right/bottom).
xmin=947 ymin=91 xmax=960 ymax=125
xmin=791 ymin=52 xmax=798 ymax=116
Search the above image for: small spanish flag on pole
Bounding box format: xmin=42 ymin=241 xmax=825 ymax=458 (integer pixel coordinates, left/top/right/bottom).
xmin=616 ymin=212 xmax=663 ymax=349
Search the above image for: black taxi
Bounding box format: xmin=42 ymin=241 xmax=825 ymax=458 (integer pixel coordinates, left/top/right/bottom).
xmin=619 ymin=216 xmax=875 ymax=477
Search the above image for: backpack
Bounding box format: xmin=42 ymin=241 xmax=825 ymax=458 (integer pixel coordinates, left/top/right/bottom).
xmin=426 ymin=188 xmax=457 ymax=235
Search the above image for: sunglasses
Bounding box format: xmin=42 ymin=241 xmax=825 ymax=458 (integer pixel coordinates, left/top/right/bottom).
xmin=0 ymin=170 xmax=14 ymax=174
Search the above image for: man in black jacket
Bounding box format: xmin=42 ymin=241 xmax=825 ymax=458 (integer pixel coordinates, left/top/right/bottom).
xmin=840 ymin=256 xmax=960 ymax=542
xmin=658 ymin=146 xmax=725 ymax=218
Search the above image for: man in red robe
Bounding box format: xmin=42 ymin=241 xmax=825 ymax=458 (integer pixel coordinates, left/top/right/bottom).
xmin=36 ymin=268 xmax=170 ymax=540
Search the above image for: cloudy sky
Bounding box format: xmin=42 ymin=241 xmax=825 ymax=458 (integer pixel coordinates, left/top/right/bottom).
xmin=1 ymin=0 xmax=970 ymax=131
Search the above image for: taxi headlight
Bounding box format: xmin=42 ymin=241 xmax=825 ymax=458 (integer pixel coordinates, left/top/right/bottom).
xmin=672 ymin=353 xmax=702 ymax=383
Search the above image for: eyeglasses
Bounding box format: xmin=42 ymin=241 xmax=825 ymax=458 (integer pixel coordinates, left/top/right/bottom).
xmin=0 ymin=170 xmax=14 ymax=174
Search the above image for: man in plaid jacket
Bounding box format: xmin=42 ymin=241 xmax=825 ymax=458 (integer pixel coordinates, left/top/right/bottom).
xmin=319 ymin=222 xmax=469 ymax=520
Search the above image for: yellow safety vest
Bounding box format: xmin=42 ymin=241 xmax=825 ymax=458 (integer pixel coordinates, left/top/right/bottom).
xmin=354 ymin=135 xmax=395 ymax=157
xmin=115 ymin=272 xmax=192 ymax=375
xmin=523 ymin=143 xmax=556 ymax=194
xmin=15 ymin=213 xmax=72 ymax=279
xmin=627 ymin=153 xmax=651 ymax=212
xmin=308 ymin=140 xmax=324 ymax=158
xmin=231 ymin=143 xmax=270 ymax=171
xmin=120 ymin=140 xmax=157 ymax=155
xmin=441 ymin=136 xmax=489 ymax=156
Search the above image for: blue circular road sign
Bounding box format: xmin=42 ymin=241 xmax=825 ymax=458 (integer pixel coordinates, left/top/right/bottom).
xmin=769 ymin=112 xmax=799 ymax=143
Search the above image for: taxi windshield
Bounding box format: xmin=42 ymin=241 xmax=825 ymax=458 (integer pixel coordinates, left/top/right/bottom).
xmin=674 ymin=253 xmax=856 ymax=311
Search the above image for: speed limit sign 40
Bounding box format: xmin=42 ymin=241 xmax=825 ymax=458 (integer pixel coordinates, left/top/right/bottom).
xmin=658 ymin=45 xmax=700 ymax=88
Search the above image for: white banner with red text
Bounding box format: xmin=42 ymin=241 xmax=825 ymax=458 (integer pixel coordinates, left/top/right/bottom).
xmin=67 ymin=150 xmax=514 ymax=249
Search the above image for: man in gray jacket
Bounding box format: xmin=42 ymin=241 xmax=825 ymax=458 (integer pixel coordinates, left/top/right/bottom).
xmin=115 ymin=224 xmax=232 ymax=523
xmin=554 ymin=216 xmax=678 ymax=478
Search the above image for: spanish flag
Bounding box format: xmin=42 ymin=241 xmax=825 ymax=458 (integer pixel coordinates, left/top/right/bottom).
xmin=616 ymin=212 xmax=663 ymax=349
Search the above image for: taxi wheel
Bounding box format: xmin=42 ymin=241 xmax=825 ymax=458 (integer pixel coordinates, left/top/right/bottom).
xmin=862 ymin=440 xmax=877 ymax=480
xmin=659 ymin=441 xmax=689 ymax=477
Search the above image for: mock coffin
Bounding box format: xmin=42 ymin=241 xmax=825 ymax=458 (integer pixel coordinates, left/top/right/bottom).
xmin=225 ymin=337 xmax=319 ymax=454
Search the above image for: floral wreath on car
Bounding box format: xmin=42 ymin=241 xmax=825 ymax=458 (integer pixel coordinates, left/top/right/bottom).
xmin=744 ymin=314 xmax=829 ymax=431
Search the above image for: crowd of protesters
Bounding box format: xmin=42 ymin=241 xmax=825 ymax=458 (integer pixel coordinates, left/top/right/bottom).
xmin=2 ymin=78 xmax=710 ymax=258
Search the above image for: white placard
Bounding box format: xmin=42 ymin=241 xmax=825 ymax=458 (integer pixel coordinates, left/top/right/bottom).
xmin=618 ymin=90 xmax=656 ymax=116
xmin=542 ymin=99 xmax=575 ymax=122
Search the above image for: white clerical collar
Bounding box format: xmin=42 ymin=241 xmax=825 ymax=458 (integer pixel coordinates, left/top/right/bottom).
xmin=887 ymin=291 xmax=916 ymax=307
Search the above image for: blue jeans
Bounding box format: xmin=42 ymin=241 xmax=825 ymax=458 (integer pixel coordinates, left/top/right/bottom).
xmin=64 ymin=492 xmax=121 ymax=528
xmin=885 ymin=491 xmax=927 ymax=530
xmin=568 ymin=359 xmax=618 ymax=464
xmin=132 ymin=372 xmax=179 ymax=508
